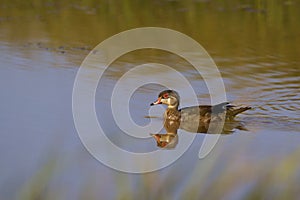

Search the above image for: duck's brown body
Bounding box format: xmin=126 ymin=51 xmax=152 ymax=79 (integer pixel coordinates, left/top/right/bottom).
xmin=179 ymin=102 xmax=251 ymax=122
xmin=151 ymin=90 xmax=251 ymax=133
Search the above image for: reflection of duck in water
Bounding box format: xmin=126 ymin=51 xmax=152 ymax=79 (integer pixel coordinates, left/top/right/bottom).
xmin=151 ymin=119 xmax=180 ymax=149
xmin=150 ymin=90 xmax=251 ymax=148
xmin=151 ymin=133 xmax=178 ymax=149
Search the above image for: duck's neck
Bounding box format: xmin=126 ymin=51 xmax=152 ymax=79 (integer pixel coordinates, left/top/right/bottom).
xmin=164 ymin=107 xmax=181 ymax=121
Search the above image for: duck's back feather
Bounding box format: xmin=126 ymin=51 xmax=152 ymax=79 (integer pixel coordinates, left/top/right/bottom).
xmin=179 ymin=102 xmax=251 ymax=119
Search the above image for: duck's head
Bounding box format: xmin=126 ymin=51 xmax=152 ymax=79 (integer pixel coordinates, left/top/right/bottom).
xmin=150 ymin=90 xmax=180 ymax=109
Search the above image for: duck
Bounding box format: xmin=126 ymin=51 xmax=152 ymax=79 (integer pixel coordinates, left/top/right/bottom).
xmin=150 ymin=90 xmax=251 ymax=133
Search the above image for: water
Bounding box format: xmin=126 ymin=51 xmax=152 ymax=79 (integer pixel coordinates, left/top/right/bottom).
xmin=0 ymin=1 xmax=300 ymax=199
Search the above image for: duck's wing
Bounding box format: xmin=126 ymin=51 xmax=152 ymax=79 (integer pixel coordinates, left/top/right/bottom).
xmin=180 ymin=102 xmax=229 ymax=117
xmin=199 ymin=102 xmax=230 ymax=116
xmin=211 ymin=102 xmax=230 ymax=114
xmin=214 ymin=102 xmax=251 ymax=118
xmin=180 ymin=102 xmax=251 ymax=117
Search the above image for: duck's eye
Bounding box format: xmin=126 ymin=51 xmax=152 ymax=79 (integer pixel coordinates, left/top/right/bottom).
xmin=163 ymin=93 xmax=169 ymax=99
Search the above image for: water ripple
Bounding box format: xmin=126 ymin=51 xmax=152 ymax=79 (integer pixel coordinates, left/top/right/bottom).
xmin=218 ymin=56 xmax=300 ymax=132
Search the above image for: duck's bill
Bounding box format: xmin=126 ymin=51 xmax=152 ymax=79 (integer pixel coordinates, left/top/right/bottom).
xmin=150 ymin=133 xmax=160 ymax=140
xmin=150 ymin=98 xmax=162 ymax=106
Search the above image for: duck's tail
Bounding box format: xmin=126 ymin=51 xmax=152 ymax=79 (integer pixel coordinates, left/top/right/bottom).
xmin=226 ymin=105 xmax=252 ymax=118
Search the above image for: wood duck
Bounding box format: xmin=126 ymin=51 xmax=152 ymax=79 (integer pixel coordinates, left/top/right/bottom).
xmin=150 ymin=90 xmax=251 ymax=133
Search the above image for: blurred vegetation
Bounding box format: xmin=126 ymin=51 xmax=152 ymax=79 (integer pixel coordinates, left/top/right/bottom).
xmin=16 ymin=148 xmax=300 ymax=199
xmin=0 ymin=0 xmax=299 ymax=61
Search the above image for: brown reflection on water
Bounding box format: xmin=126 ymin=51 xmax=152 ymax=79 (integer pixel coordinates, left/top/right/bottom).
xmin=151 ymin=117 xmax=248 ymax=149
